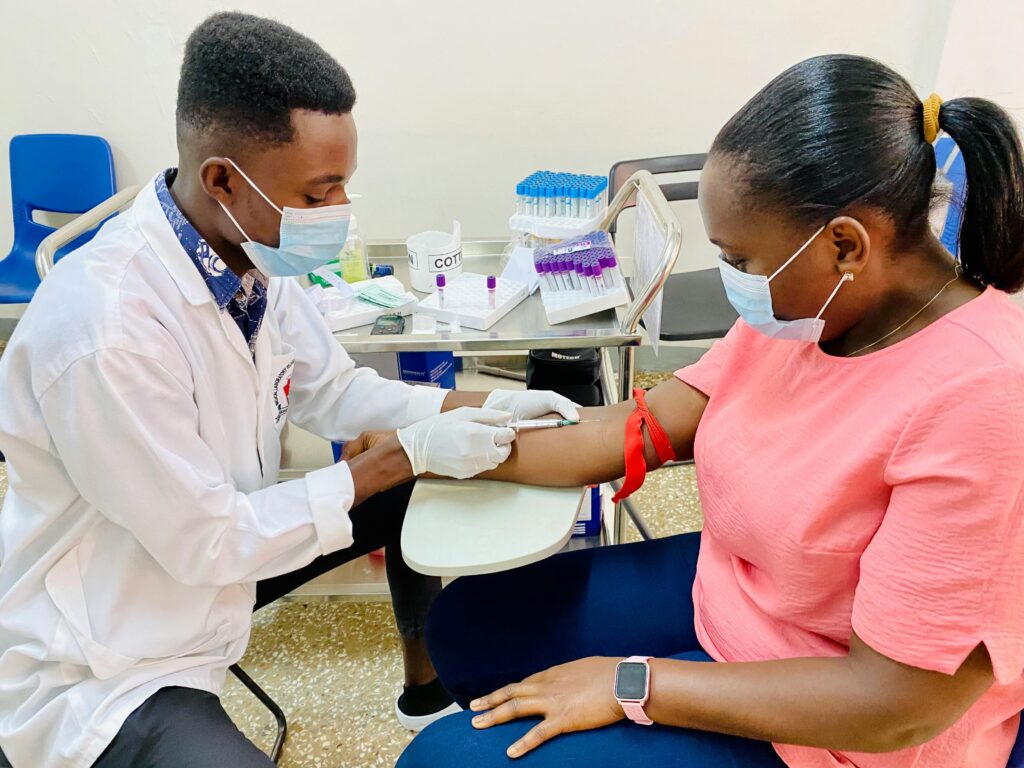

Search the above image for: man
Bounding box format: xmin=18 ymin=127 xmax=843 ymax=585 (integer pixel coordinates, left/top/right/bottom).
xmin=0 ymin=13 xmax=576 ymax=767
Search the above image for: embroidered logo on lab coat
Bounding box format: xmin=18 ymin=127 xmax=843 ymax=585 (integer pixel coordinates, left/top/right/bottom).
xmin=273 ymin=362 xmax=295 ymax=425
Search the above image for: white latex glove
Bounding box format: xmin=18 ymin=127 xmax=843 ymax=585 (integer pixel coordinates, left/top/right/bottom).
xmin=397 ymin=407 xmax=517 ymax=479
xmin=483 ymin=389 xmax=581 ymax=423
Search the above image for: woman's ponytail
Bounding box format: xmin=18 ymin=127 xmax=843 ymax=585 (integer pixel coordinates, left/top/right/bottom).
xmin=937 ymin=98 xmax=1024 ymax=292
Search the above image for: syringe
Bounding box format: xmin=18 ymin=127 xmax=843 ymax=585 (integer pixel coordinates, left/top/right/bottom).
xmin=510 ymin=419 xmax=599 ymax=432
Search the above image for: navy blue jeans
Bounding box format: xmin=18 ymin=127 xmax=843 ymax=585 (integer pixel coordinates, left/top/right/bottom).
xmin=399 ymin=531 xmax=785 ymax=767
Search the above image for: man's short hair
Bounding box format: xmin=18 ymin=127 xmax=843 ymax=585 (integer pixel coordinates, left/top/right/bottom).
xmin=176 ymin=12 xmax=356 ymax=145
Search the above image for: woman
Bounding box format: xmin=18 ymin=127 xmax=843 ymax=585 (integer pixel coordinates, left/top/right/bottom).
xmin=389 ymin=54 xmax=1024 ymax=767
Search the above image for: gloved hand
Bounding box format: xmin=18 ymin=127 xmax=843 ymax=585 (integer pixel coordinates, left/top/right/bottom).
xmin=397 ymin=407 xmax=517 ymax=479
xmin=483 ymin=389 xmax=581 ymax=423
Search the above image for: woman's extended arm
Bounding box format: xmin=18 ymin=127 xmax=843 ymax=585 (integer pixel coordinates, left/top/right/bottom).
xmin=480 ymin=377 xmax=710 ymax=487
xmin=342 ymin=377 xmax=710 ymax=487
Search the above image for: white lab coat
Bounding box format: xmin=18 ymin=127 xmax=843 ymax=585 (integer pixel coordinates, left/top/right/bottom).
xmin=0 ymin=175 xmax=447 ymax=768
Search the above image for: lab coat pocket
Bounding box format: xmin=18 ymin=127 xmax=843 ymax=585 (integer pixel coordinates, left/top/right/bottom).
xmin=44 ymin=546 xmax=139 ymax=680
xmin=43 ymin=545 xmax=237 ymax=680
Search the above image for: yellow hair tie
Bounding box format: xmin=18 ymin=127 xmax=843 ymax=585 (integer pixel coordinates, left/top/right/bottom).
xmin=922 ymin=93 xmax=943 ymax=143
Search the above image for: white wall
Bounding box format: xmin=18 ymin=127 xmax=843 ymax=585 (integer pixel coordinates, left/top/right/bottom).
xmin=932 ymin=0 xmax=1024 ymax=307
xmin=1 ymin=0 xmax=954 ymax=272
xmin=934 ymin=0 xmax=1024 ymax=125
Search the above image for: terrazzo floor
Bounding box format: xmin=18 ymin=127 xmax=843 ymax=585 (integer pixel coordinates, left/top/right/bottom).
xmin=0 ymin=370 xmax=707 ymax=767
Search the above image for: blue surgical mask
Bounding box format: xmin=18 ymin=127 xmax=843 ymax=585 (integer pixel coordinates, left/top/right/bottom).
xmin=717 ymin=225 xmax=853 ymax=343
xmin=219 ymin=158 xmax=351 ymax=277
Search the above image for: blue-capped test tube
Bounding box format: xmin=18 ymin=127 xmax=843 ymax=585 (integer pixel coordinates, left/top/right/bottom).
xmin=546 ymin=186 xmax=556 ymax=217
xmin=515 ymin=183 xmax=524 ymax=215
xmin=563 ymin=185 xmax=572 ymax=218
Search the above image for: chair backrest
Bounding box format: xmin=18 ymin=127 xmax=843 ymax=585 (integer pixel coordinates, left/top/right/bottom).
xmin=598 ymin=170 xmax=682 ymax=400
xmin=933 ymin=136 xmax=966 ymax=258
xmin=2 ymin=134 xmax=116 ymax=302
xmin=607 ymin=154 xmax=707 ymax=235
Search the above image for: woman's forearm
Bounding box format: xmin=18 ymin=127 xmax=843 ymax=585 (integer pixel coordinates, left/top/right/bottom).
xmin=648 ymin=655 xmax=906 ymax=752
xmin=482 ymin=378 xmax=710 ymax=487
xmin=481 ymin=402 xmax=637 ymax=487
xmin=645 ymin=638 xmax=993 ymax=753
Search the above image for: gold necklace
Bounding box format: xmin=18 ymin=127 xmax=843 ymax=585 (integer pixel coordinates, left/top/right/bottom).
xmin=845 ymin=272 xmax=961 ymax=357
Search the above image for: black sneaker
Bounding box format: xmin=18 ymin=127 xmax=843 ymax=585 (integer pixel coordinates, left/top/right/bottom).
xmin=395 ymin=678 xmax=462 ymax=731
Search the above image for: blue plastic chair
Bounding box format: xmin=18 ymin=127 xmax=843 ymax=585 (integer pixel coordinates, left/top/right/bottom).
xmin=1 ymin=134 xmax=116 ymax=304
xmin=934 ymin=135 xmax=967 ymax=259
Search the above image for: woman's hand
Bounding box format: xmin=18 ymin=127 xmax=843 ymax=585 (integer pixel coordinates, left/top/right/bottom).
xmin=469 ymin=657 xmax=625 ymax=758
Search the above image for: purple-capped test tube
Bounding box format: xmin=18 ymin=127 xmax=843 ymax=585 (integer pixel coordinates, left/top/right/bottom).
xmin=536 ymin=256 xmax=548 ymax=290
xmin=487 ymin=274 xmax=497 ymax=309
xmin=600 ymin=248 xmax=620 ymax=288
xmin=581 ymin=266 xmax=598 ymax=299
xmin=436 ymin=273 xmax=447 ymax=308
xmin=591 ymin=255 xmax=606 ymax=294
xmin=586 ymin=258 xmax=600 ymax=295
xmin=575 ymin=259 xmax=588 ymax=293
xmin=542 ymin=257 xmax=554 ymax=291
xmin=543 ymin=255 xmax=558 ymax=291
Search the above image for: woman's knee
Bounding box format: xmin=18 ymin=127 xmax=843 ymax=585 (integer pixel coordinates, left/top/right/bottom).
xmin=398 ymin=711 xmax=534 ymax=768
xmin=425 ymin=575 xmax=482 ymax=663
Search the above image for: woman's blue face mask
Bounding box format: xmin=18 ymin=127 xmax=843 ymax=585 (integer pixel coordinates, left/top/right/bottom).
xmin=717 ymin=225 xmax=853 ymax=343
xmin=219 ymin=158 xmax=351 ymax=278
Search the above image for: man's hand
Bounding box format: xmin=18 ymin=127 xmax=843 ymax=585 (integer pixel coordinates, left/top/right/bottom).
xmin=483 ymin=389 xmax=580 ymax=423
xmin=396 ymin=407 xmax=516 ymax=479
xmin=469 ymin=657 xmax=625 ymax=758
xmin=340 ymin=430 xmax=395 ymax=462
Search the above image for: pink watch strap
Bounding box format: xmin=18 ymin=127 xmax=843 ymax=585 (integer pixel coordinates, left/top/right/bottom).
xmin=617 ymin=656 xmax=653 ymax=726
xmin=620 ymin=700 xmax=654 ymax=726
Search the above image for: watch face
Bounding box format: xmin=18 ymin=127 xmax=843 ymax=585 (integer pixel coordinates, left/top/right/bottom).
xmin=614 ymin=662 xmax=648 ymax=700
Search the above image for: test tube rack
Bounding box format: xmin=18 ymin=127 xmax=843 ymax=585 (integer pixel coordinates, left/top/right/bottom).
xmin=538 ymin=265 xmax=629 ymax=325
xmin=415 ymin=273 xmax=529 ymax=331
xmin=509 ymin=170 xmax=609 ymax=239
xmin=533 ymin=232 xmax=630 ymax=325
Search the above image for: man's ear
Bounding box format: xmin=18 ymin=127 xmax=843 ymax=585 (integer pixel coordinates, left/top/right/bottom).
xmin=198 ymin=158 xmax=236 ymax=206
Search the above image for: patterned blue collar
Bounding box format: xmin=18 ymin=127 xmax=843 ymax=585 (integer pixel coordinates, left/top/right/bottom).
xmin=155 ymin=169 xmax=268 ymax=351
xmin=155 ymin=169 xmax=242 ymax=311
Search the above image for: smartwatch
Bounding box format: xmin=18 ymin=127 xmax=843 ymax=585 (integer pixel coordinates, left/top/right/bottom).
xmin=614 ymin=656 xmax=653 ymax=725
